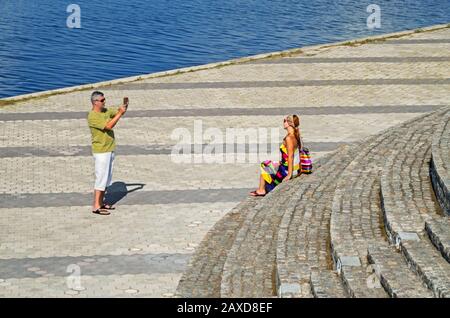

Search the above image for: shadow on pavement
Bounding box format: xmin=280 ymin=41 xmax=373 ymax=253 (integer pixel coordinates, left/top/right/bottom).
xmin=104 ymin=182 xmax=145 ymax=205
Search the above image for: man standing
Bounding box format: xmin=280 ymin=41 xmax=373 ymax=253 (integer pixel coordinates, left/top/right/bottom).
xmin=87 ymin=91 xmax=128 ymax=215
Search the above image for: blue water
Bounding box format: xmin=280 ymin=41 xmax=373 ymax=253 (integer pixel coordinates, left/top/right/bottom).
xmin=0 ymin=0 xmax=449 ymax=98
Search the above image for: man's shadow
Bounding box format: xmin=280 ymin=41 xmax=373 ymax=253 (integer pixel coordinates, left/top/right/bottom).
xmin=104 ymin=182 xmax=145 ymax=206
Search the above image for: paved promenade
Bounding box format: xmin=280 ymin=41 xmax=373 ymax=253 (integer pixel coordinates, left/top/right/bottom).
xmin=0 ymin=24 xmax=449 ymax=297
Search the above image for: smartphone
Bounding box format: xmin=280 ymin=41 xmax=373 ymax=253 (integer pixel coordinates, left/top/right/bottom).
xmin=123 ymin=97 xmax=129 ymax=106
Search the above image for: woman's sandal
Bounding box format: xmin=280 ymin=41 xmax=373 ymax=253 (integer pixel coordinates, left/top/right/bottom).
xmin=92 ymin=209 xmax=111 ymax=215
xmin=250 ymin=190 xmax=266 ymax=197
xmin=101 ymin=204 xmax=115 ymax=210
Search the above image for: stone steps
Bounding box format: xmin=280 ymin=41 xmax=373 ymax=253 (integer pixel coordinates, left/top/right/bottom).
xmin=176 ymin=149 xmax=336 ymax=297
xmin=400 ymin=239 xmax=450 ymax=297
xmin=220 ymin=179 xmax=300 ymax=297
xmin=276 ymin=138 xmax=381 ymax=297
xmin=338 ymin=264 xmax=386 ymax=298
xmin=367 ymin=244 xmax=433 ymax=298
xmin=310 ymin=270 xmax=348 ymax=298
xmin=430 ymin=110 xmax=450 ymax=215
xmin=330 ymin=109 xmax=448 ymax=298
xmin=220 ymin=151 xmax=339 ymax=298
xmin=426 ymin=218 xmax=450 ymax=263
xmin=177 ymin=107 xmax=450 ymax=298
xmin=175 ymin=197 xmax=260 ymax=297
xmin=379 ymin=108 xmax=450 ymax=297
xmin=330 ymin=136 xmax=403 ymax=297
xmin=275 ymin=110 xmax=436 ymax=298
xmin=381 ymin=135 xmax=442 ymax=242
xmin=255 ymin=107 xmax=447 ymax=298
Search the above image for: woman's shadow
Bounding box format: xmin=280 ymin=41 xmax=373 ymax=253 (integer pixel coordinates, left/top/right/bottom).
xmin=104 ymin=182 xmax=145 ymax=206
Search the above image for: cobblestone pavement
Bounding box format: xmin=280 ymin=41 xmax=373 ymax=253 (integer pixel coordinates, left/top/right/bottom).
xmin=1 ymin=24 xmax=450 ymax=297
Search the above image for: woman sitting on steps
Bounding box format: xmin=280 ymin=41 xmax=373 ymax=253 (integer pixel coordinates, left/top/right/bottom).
xmin=250 ymin=114 xmax=302 ymax=197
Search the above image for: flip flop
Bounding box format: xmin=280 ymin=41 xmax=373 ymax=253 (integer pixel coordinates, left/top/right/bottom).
xmin=92 ymin=209 xmax=111 ymax=215
xmin=250 ymin=190 xmax=266 ymax=197
xmin=101 ymin=204 xmax=115 ymax=210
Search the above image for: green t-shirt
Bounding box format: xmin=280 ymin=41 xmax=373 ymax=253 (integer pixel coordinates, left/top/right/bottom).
xmin=87 ymin=108 xmax=119 ymax=153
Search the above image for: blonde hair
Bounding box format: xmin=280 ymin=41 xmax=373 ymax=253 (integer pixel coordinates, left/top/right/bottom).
xmin=285 ymin=114 xmax=301 ymax=147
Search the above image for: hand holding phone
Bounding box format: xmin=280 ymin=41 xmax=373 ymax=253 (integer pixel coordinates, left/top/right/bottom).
xmin=119 ymin=97 xmax=129 ymax=115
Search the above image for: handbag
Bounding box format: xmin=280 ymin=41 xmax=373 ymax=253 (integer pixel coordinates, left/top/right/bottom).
xmin=300 ymin=147 xmax=313 ymax=174
xmin=298 ymin=133 xmax=313 ymax=174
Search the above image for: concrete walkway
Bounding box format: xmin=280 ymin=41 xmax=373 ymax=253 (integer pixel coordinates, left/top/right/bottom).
xmin=0 ymin=24 xmax=449 ymax=297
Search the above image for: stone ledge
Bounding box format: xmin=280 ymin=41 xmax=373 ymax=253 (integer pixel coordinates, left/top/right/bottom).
xmin=425 ymin=218 xmax=450 ymax=263
xmin=430 ymin=110 xmax=450 ymax=216
xmin=367 ymin=244 xmax=433 ymax=298
xmin=400 ymin=240 xmax=450 ymax=298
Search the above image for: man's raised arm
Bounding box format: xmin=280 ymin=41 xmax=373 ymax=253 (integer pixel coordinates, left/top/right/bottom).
xmin=104 ymin=106 xmax=127 ymax=131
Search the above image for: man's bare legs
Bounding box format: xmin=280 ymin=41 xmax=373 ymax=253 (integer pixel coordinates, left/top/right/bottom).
xmin=93 ymin=189 xmax=105 ymax=210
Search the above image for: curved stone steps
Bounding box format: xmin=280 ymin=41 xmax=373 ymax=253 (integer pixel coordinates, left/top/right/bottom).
xmin=331 ymin=135 xmax=403 ymax=297
xmin=426 ymin=218 xmax=450 ymax=263
xmin=220 ymin=177 xmax=302 ymax=297
xmin=379 ymin=108 xmax=450 ymax=297
xmin=219 ymin=150 xmax=341 ymax=298
xmin=277 ymin=118 xmax=414 ymax=297
xmin=276 ymin=138 xmax=380 ymax=298
xmin=367 ymin=244 xmax=433 ymax=298
xmin=332 ymin=179 xmax=388 ymax=297
xmin=177 ymin=107 xmax=450 ymax=298
xmin=175 ymin=197 xmax=261 ymax=297
xmin=330 ymin=110 xmax=446 ymax=298
xmin=381 ymin=131 xmax=443 ymax=241
xmin=430 ymin=110 xmax=450 ymax=215
xmin=277 ymin=117 xmax=420 ymax=297
xmin=276 ymin=113 xmax=432 ymax=298
xmin=275 ymin=181 xmax=320 ymax=298
xmin=401 ymin=239 xmax=450 ymax=297
xmin=177 ymin=147 xmax=336 ymax=297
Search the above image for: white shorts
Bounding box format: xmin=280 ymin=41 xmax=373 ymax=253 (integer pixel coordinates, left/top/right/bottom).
xmin=93 ymin=152 xmax=115 ymax=191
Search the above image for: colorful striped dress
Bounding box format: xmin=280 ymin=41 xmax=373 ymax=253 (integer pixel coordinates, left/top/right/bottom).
xmin=261 ymin=142 xmax=300 ymax=193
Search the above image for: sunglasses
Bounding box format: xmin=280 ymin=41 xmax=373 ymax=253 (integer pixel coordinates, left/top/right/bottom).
xmin=97 ymin=98 xmax=106 ymax=102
